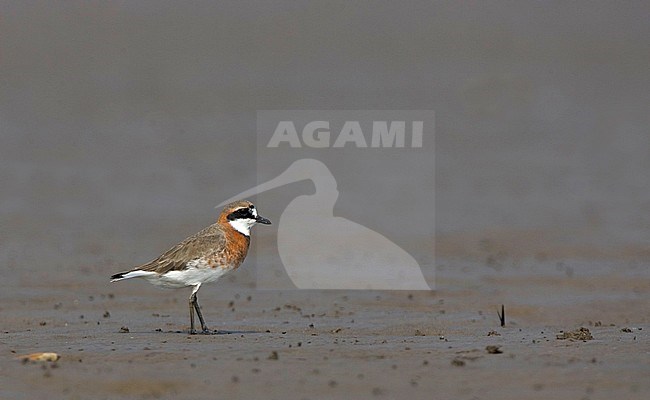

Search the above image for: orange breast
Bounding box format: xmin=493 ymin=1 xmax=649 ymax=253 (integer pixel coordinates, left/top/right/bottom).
xmin=215 ymin=228 xmax=250 ymax=270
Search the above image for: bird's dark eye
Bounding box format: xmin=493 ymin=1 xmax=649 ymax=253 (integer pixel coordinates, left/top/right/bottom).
xmin=249 ymin=205 xmax=254 ymax=208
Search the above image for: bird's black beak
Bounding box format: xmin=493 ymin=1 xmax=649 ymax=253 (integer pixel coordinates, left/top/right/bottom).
xmin=256 ymin=215 xmax=271 ymax=225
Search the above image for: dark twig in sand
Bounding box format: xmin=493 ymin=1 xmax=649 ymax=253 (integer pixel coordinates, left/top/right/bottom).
xmin=497 ymin=305 xmax=505 ymax=327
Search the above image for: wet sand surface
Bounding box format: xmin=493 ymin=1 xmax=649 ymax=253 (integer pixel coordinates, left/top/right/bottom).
xmin=2 ymin=2 xmax=649 ymax=399
xmin=2 ymin=251 xmax=648 ymax=400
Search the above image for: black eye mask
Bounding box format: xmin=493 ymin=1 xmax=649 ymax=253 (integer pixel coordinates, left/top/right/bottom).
xmin=227 ymin=208 xmax=255 ymax=221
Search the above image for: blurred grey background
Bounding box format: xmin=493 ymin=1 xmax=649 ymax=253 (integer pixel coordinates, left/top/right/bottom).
xmin=1 ymin=1 xmax=648 ymax=284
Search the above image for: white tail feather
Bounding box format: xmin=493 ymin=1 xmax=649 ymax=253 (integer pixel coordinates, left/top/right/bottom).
xmin=110 ymin=270 xmax=157 ymax=282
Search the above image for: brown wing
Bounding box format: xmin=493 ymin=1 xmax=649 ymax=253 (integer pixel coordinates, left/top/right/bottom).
xmin=136 ymin=225 xmax=227 ymax=274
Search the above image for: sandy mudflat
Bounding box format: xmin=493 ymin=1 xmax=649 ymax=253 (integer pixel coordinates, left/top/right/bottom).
xmin=1 ymin=254 xmax=648 ymax=400
xmin=1 ymin=1 xmax=648 ymax=399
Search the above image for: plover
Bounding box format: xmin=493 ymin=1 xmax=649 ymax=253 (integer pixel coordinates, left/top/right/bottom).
xmin=110 ymin=200 xmax=271 ymax=334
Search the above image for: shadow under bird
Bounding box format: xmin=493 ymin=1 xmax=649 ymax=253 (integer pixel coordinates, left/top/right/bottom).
xmin=110 ymin=200 xmax=271 ymax=334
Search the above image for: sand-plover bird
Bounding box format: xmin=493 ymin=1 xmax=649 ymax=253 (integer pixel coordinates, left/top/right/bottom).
xmin=110 ymin=200 xmax=271 ymax=334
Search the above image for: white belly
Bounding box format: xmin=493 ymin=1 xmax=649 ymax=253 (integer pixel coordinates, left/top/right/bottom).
xmin=144 ymin=266 xmax=232 ymax=288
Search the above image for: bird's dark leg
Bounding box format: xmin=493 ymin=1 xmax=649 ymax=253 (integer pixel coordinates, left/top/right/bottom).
xmin=189 ymin=284 xmax=208 ymax=334
xmin=192 ymin=295 xmax=209 ymax=333
xmin=189 ymin=293 xmax=196 ymax=334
